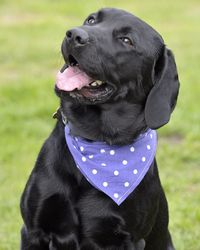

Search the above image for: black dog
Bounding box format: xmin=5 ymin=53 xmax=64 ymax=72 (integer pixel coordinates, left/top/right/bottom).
xmin=20 ymin=8 xmax=179 ymax=250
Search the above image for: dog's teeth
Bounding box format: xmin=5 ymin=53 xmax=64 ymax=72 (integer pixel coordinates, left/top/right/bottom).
xmin=91 ymin=82 xmax=97 ymax=86
xmin=89 ymin=81 xmax=104 ymax=87
xmin=96 ymin=80 xmax=103 ymax=85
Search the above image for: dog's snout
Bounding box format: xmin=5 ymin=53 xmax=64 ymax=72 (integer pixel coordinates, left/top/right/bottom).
xmin=66 ymin=28 xmax=89 ymax=46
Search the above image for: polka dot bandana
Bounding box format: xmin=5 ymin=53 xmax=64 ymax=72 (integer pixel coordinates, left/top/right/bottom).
xmin=65 ymin=126 xmax=157 ymax=205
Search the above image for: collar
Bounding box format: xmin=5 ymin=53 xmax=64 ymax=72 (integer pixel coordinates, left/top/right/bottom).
xmin=64 ymin=125 xmax=157 ymax=205
xmin=53 ymin=107 xmax=68 ymax=125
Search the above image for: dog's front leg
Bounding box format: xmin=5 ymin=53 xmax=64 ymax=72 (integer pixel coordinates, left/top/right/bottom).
xmin=80 ymin=238 xmax=145 ymax=250
xmin=21 ymin=226 xmax=50 ymax=250
xmin=79 ymin=214 xmax=145 ymax=250
xmin=21 ymin=226 xmax=80 ymax=250
xmin=49 ymin=232 xmax=79 ymax=250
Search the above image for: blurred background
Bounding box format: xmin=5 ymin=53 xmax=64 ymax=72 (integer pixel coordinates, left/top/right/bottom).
xmin=0 ymin=0 xmax=200 ymax=249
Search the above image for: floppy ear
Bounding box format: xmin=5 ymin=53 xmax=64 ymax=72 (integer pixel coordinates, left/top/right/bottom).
xmin=145 ymin=47 xmax=180 ymax=129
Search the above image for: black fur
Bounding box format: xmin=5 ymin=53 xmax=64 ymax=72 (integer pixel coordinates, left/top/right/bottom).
xmin=20 ymin=8 xmax=179 ymax=250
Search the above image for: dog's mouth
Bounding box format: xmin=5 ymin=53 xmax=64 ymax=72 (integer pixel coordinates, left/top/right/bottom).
xmin=56 ymin=55 xmax=115 ymax=104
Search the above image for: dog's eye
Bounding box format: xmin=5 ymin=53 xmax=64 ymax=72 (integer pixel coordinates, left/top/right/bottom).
xmin=120 ymin=37 xmax=133 ymax=46
xmin=87 ymin=16 xmax=95 ymax=24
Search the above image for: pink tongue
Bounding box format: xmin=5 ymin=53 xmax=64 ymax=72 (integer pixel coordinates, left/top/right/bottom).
xmin=56 ymin=66 xmax=94 ymax=91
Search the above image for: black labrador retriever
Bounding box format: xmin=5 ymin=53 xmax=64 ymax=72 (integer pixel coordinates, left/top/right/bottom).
xmin=20 ymin=8 xmax=179 ymax=250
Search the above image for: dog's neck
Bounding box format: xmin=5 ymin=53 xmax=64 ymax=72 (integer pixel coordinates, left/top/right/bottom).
xmin=59 ymin=100 xmax=148 ymax=145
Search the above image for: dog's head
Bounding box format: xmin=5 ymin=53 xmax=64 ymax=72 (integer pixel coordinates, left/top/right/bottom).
xmin=55 ymin=8 xmax=179 ymax=130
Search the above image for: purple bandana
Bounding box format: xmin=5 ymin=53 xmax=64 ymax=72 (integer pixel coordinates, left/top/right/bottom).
xmin=65 ymin=126 xmax=157 ymax=205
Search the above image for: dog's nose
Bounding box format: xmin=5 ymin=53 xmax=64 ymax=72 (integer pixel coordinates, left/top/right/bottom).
xmin=66 ymin=28 xmax=89 ymax=46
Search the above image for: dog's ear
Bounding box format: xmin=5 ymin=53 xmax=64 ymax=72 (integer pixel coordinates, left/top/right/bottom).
xmin=145 ymin=47 xmax=180 ymax=129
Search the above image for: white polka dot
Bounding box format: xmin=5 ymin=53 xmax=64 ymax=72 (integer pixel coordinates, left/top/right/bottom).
xmin=130 ymin=147 xmax=135 ymax=152
xmin=101 ymin=163 xmax=106 ymax=166
xmin=92 ymin=169 xmax=97 ymax=174
xmin=80 ymin=146 xmax=84 ymax=152
xmin=150 ymin=133 xmax=153 ymax=139
xmin=103 ymin=182 xmax=108 ymax=187
xmin=114 ymin=170 xmax=119 ymax=176
xmin=147 ymin=145 xmax=151 ymax=150
xmin=110 ymin=150 xmax=115 ymax=155
xmin=82 ymin=156 xmax=86 ymax=162
xmin=76 ymin=165 xmax=80 ymax=169
xmin=142 ymin=157 xmax=146 ymax=162
xmin=73 ymin=145 xmax=76 ymax=149
xmin=75 ymin=137 xmax=78 ymax=141
xmin=124 ymin=182 xmax=130 ymax=187
xmin=89 ymin=155 xmax=93 ymax=159
xmin=133 ymin=169 xmax=138 ymax=174
xmin=122 ymin=160 xmax=128 ymax=165
xmin=114 ymin=193 xmax=119 ymax=198
xmin=100 ymin=149 xmax=105 ymax=153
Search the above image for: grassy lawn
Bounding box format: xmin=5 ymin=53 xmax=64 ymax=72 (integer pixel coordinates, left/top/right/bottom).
xmin=0 ymin=0 xmax=200 ymax=249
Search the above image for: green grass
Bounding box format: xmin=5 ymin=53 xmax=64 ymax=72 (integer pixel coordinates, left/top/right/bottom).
xmin=0 ymin=0 xmax=200 ymax=249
